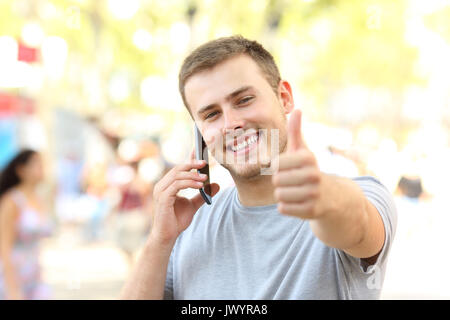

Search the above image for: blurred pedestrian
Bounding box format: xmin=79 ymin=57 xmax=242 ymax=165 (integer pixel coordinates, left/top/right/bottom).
xmin=0 ymin=149 xmax=53 ymax=300
xmin=396 ymin=175 xmax=423 ymax=200
xmin=111 ymin=163 xmax=151 ymax=266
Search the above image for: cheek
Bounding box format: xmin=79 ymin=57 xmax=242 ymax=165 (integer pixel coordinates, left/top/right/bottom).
xmin=250 ymin=98 xmax=280 ymax=121
xmin=32 ymin=163 xmax=44 ymax=177
xmin=202 ymin=125 xmax=222 ymax=146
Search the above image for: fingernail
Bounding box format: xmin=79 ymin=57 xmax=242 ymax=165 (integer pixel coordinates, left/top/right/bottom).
xmin=199 ymin=173 xmax=207 ymax=178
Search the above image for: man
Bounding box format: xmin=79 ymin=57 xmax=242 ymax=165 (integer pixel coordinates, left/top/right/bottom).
xmin=121 ymin=36 xmax=397 ymax=299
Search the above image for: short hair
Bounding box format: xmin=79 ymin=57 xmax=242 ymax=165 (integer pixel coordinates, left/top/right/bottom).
xmin=178 ymin=35 xmax=281 ymax=113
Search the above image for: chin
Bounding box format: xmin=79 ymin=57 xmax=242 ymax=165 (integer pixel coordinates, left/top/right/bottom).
xmin=225 ymin=162 xmax=264 ymax=180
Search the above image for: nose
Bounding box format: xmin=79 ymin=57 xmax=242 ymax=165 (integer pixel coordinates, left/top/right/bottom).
xmin=222 ymin=108 xmax=245 ymax=135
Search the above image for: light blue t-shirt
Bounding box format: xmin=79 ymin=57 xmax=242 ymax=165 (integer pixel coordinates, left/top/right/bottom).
xmin=164 ymin=176 xmax=397 ymax=299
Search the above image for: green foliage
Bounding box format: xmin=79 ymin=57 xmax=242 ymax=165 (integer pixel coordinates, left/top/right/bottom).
xmin=0 ymin=0 xmax=422 ymax=121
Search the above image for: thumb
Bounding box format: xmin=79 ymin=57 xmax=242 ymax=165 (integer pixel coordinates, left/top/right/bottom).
xmin=287 ymin=109 xmax=304 ymax=152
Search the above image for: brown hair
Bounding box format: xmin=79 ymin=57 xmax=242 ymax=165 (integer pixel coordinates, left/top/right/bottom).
xmin=178 ymin=35 xmax=281 ymax=113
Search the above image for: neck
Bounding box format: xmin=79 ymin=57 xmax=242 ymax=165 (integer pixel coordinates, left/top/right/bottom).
xmin=233 ymin=174 xmax=276 ymax=207
xmin=16 ymin=182 xmax=36 ymax=196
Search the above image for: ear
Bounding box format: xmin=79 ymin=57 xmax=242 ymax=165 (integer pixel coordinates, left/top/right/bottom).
xmin=277 ymin=80 xmax=294 ymax=115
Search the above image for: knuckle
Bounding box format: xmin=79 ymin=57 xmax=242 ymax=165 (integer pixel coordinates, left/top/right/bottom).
xmin=278 ymin=203 xmax=293 ymax=216
xmin=176 ymin=163 xmax=188 ymax=172
xmin=277 ymin=203 xmax=287 ymax=215
xmin=278 ymin=153 xmax=289 ymax=162
xmin=301 ymin=150 xmax=314 ymax=164
xmin=272 ymin=174 xmax=280 ymax=186
xmin=294 ymin=152 xmax=307 ymax=166
xmin=173 ymin=171 xmax=181 ymax=180
xmin=296 ymin=149 xmax=307 ymax=158
xmin=179 ymin=171 xmax=190 ymax=180
xmin=274 ymin=188 xmax=283 ymax=201
xmin=305 ymin=201 xmax=315 ymax=210
xmin=303 ymin=149 xmax=313 ymax=157
xmin=153 ymin=184 xmax=162 ymax=195
xmin=172 ymin=180 xmax=181 ymax=189
xmin=307 ymin=172 xmax=320 ymax=184
xmin=315 ymin=172 xmax=321 ymax=183
xmin=309 ymin=190 xmax=319 ymax=200
xmin=311 ymin=172 xmax=320 ymax=182
xmin=172 ymin=165 xmax=182 ymax=173
xmin=303 ymin=203 xmax=316 ymax=218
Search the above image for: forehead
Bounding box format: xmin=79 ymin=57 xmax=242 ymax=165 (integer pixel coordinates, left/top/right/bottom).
xmin=184 ymin=55 xmax=271 ymax=114
xmin=28 ymin=153 xmax=41 ymax=163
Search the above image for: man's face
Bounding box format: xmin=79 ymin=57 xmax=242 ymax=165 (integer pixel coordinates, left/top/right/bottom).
xmin=185 ymin=54 xmax=294 ymax=180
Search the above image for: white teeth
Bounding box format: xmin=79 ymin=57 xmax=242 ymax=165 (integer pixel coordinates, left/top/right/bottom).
xmin=231 ymin=134 xmax=258 ymax=152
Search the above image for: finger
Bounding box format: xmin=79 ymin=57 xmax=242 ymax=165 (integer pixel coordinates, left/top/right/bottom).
xmin=166 ymin=179 xmax=205 ymax=197
xmin=287 ymin=109 xmax=304 ymax=152
xmin=278 ymin=201 xmax=316 ymax=218
xmin=174 ymin=171 xmax=208 ymax=182
xmin=190 ymin=148 xmax=195 ymax=161
xmin=157 ymin=160 xmax=207 ymax=191
xmin=272 ymin=168 xmax=320 ymax=187
xmin=191 ymin=183 xmax=221 ymax=210
xmin=277 ymin=150 xmax=315 ymax=171
xmin=274 ymin=186 xmax=319 ymax=203
xmin=177 ymin=159 xmax=206 ymax=172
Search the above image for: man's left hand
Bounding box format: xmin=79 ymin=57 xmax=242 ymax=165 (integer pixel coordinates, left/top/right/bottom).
xmin=272 ymin=109 xmax=325 ymax=219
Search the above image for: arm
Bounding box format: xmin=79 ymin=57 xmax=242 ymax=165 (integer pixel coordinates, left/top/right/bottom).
xmin=120 ymin=156 xmax=220 ymax=300
xmin=274 ymin=110 xmax=385 ymax=262
xmin=0 ymin=196 xmax=24 ymax=300
xmin=120 ymin=235 xmax=174 ymax=299
xmin=309 ymin=174 xmax=385 ymax=261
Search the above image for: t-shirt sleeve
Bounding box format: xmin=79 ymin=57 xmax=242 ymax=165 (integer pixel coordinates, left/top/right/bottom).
xmin=337 ymin=176 xmax=398 ymax=274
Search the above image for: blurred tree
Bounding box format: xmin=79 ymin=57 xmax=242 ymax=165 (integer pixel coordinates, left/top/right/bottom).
xmin=1 ymin=0 xmax=424 ymax=144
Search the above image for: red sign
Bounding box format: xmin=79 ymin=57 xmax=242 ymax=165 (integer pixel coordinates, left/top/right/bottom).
xmin=18 ymin=42 xmax=39 ymax=63
xmin=0 ymin=93 xmax=35 ymax=117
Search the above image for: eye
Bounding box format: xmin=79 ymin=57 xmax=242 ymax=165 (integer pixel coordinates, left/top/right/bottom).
xmin=238 ymin=96 xmax=254 ymax=105
xmin=205 ymin=111 xmax=219 ymax=120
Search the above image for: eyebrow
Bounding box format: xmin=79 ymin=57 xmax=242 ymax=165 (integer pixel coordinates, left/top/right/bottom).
xmin=196 ymin=86 xmax=253 ymax=117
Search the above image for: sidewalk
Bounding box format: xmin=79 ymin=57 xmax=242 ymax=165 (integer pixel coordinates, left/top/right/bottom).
xmin=380 ymin=197 xmax=450 ymax=299
xmin=40 ymin=226 xmax=131 ymax=300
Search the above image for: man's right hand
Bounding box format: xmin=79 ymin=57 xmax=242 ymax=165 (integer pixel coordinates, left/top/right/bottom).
xmin=149 ymin=154 xmax=220 ymax=247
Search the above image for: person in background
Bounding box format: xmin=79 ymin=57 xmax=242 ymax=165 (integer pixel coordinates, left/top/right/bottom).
xmin=0 ymin=149 xmax=53 ymax=300
xmin=396 ymin=175 xmax=424 ymax=200
xmin=112 ymin=162 xmax=152 ymax=266
xmin=328 ymin=145 xmax=370 ymax=177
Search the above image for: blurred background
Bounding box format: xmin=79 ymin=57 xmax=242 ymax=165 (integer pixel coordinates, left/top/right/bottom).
xmin=0 ymin=0 xmax=449 ymax=299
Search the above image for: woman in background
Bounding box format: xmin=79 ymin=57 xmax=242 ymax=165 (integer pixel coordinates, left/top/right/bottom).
xmin=0 ymin=149 xmax=52 ymax=300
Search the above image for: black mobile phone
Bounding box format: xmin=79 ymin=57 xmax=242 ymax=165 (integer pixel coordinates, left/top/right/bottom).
xmin=194 ymin=125 xmax=212 ymax=205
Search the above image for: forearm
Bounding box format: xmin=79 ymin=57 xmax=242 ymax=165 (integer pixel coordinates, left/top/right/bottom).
xmin=120 ymin=235 xmax=174 ymax=300
xmin=310 ymin=173 xmax=368 ymax=250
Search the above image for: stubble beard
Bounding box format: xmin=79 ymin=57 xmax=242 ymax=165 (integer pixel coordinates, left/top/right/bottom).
xmin=220 ymin=124 xmax=288 ymax=181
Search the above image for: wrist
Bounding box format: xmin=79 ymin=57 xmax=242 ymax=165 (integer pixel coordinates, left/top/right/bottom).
xmin=147 ymin=231 xmax=177 ymax=253
xmin=314 ymin=173 xmax=337 ymax=220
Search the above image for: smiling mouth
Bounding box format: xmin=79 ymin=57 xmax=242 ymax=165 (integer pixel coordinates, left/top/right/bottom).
xmin=227 ymin=131 xmax=260 ymax=153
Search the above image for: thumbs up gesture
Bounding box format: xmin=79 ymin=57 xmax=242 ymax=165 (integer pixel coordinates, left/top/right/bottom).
xmin=272 ymin=109 xmax=324 ymax=219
